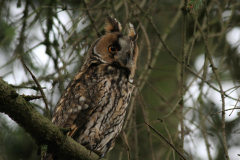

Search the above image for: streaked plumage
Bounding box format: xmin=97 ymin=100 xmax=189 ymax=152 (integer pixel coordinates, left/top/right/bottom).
xmin=44 ymin=17 xmax=138 ymax=159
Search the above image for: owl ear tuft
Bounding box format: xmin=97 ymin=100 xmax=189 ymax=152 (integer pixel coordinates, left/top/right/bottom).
xmin=128 ymin=22 xmax=138 ymax=40
xmin=105 ymin=17 xmax=122 ymax=33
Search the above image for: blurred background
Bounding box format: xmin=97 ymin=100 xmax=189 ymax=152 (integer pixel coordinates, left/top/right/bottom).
xmin=1 ymin=0 xmax=240 ymax=159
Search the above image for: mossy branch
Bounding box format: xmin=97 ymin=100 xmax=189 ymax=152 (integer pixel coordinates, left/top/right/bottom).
xmin=0 ymin=78 xmax=104 ymax=160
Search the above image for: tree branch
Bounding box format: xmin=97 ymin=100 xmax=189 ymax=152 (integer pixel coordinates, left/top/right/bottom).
xmin=0 ymin=78 xmax=104 ymax=160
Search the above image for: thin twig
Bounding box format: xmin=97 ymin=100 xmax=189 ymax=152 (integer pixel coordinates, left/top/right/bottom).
xmin=162 ymin=120 xmax=176 ymax=160
xmin=187 ymin=12 xmax=197 ymax=66
xmin=132 ymin=0 xmax=183 ymax=93
xmin=163 ymin=67 xmax=204 ymax=119
xmin=83 ymin=0 xmax=101 ymax=37
xmin=146 ymin=81 xmax=173 ymax=109
xmin=121 ymin=132 xmax=131 ymax=160
xmin=123 ymin=119 xmax=160 ymax=131
xmin=210 ymin=107 xmax=240 ymax=116
xmin=133 ymin=103 xmax=139 ymax=160
xmin=179 ymin=1 xmax=188 ymax=155
xmin=10 ymin=84 xmax=46 ymax=90
xmin=22 ymin=62 xmax=50 ymax=118
xmin=123 ymin=88 xmax=137 ymax=129
xmin=229 ymin=95 xmax=240 ymax=116
xmin=22 ymin=95 xmax=43 ymax=101
xmin=139 ymin=22 xmax=152 ymax=70
xmin=139 ymin=93 xmax=155 ymax=160
xmin=130 ymin=0 xmax=239 ymax=104
xmin=197 ymin=6 xmax=212 ymax=157
xmin=191 ymin=11 xmax=230 ymax=160
xmin=145 ymin=122 xmax=187 ymax=160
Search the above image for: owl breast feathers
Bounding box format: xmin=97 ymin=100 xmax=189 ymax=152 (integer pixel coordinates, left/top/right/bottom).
xmin=44 ymin=17 xmax=138 ymax=159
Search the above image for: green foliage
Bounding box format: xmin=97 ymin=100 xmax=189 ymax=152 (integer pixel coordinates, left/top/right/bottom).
xmin=186 ymin=0 xmax=205 ymax=12
xmin=0 ymin=19 xmax=15 ymax=49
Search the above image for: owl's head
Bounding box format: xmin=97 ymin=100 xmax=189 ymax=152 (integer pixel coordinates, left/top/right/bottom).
xmin=87 ymin=17 xmax=138 ymax=80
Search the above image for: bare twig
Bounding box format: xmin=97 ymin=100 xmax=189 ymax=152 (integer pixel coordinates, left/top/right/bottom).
xmin=146 ymin=81 xmax=173 ymax=109
xmin=139 ymin=22 xmax=151 ymax=70
xmin=123 ymin=88 xmax=137 ymax=129
xmin=22 ymin=62 xmax=50 ymax=119
xmin=131 ymin=0 xmax=183 ymax=92
xmin=83 ymin=0 xmax=101 ymax=37
xmin=22 ymin=95 xmax=43 ymax=101
xmin=229 ymin=95 xmax=240 ymax=116
xmin=139 ymin=93 xmax=155 ymax=160
xmin=129 ymin=0 xmax=239 ymax=105
xmin=187 ymin=12 xmax=197 ymax=66
xmin=121 ymin=132 xmax=131 ymax=160
xmin=162 ymin=120 xmax=176 ymax=160
xmin=179 ymin=1 xmax=188 ymax=155
xmin=196 ymin=5 xmax=212 ymax=157
xmin=133 ymin=103 xmax=139 ymax=160
xmin=191 ymin=10 xmax=230 ymax=160
xmin=10 ymin=84 xmax=46 ymax=90
xmin=210 ymin=107 xmax=240 ymax=116
xmin=145 ymin=122 xmax=187 ymax=160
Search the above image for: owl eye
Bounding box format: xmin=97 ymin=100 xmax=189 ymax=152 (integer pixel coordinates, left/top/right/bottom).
xmin=108 ymin=45 xmax=118 ymax=53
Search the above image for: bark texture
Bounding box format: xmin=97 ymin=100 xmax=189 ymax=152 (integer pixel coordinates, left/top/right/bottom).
xmin=0 ymin=78 xmax=103 ymax=160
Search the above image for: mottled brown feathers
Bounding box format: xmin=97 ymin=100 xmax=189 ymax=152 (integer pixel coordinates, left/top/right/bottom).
xmin=43 ymin=17 xmax=138 ymax=160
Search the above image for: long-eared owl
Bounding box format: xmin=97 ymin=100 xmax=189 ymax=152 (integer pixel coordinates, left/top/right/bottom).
xmin=44 ymin=17 xmax=138 ymax=159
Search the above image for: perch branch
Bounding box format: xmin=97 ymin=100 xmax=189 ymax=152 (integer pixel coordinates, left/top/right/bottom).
xmin=0 ymin=78 xmax=104 ymax=160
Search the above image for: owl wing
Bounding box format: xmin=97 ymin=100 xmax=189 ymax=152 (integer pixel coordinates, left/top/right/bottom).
xmin=51 ymin=60 xmax=105 ymax=138
xmin=50 ymin=61 xmax=133 ymax=158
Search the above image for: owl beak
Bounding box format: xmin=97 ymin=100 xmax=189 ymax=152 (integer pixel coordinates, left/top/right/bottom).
xmin=115 ymin=50 xmax=133 ymax=67
xmin=126 ymin=51 xmax=131 ymax=65
xmin=115 ymin=37 xmax=135 ymax=68
xmin=121 ymin=51 xmax=130 ymax=66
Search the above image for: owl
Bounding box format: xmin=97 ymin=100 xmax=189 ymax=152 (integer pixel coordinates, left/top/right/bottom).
xmin=44 ymin=17 xmax=138 ymax=159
